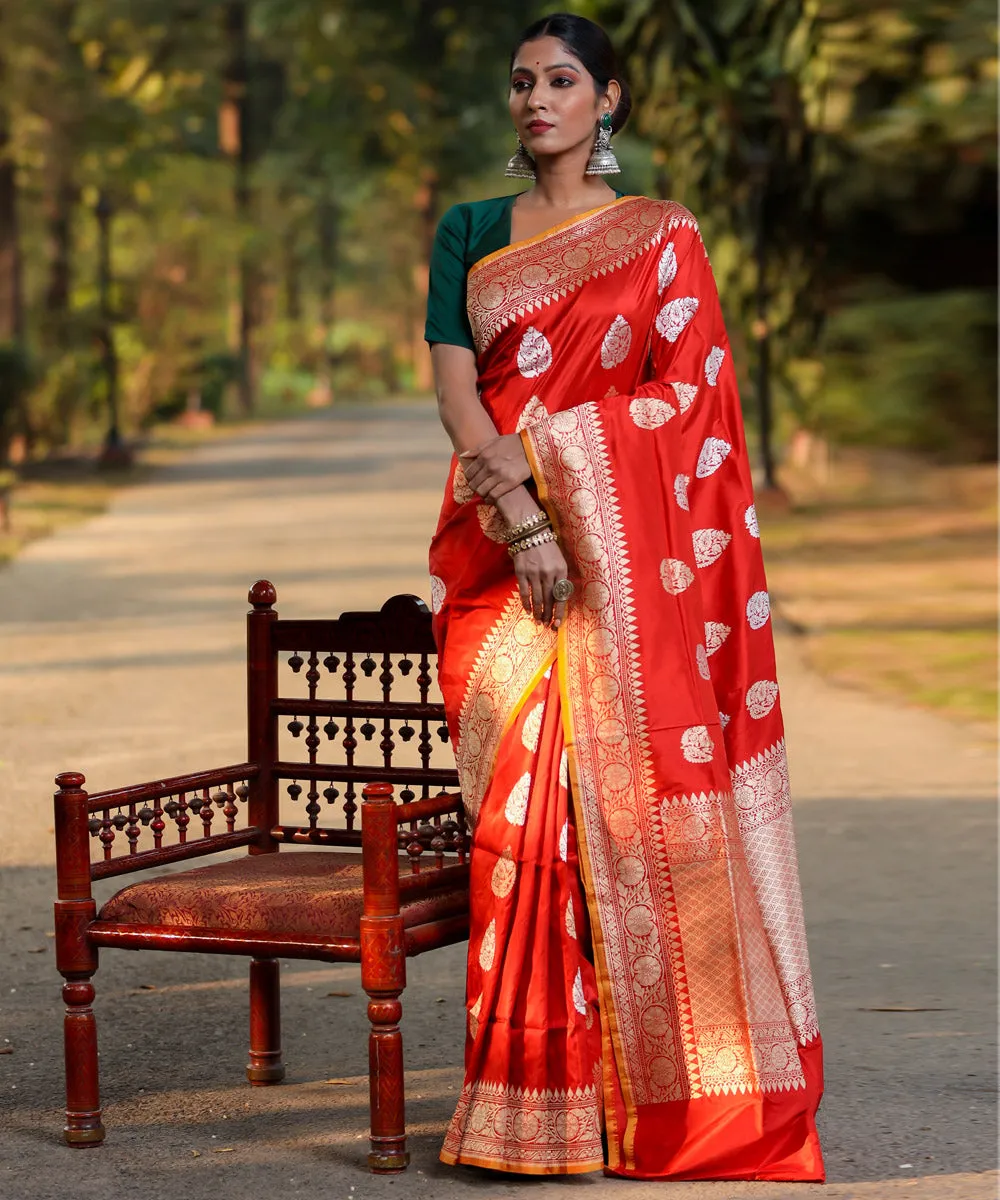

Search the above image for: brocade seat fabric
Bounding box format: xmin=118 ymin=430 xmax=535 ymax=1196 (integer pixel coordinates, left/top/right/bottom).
xmin=99 ymin=852 xmax=468 ymax=937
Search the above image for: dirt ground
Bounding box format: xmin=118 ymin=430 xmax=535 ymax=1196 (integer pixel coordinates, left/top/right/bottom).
xmin=0 ymin=402 xmax=995 ymax=1200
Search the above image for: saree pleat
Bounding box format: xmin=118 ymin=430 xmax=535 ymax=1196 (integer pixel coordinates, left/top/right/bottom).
xmin=430 ymin=196 xmax=825 ymax=1181
xmin=441 ymin=670 xmax=604 ymax=1174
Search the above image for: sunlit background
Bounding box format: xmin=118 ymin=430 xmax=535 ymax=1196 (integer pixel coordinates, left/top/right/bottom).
xmin=0 ymin=0 xmax=995 ymax=732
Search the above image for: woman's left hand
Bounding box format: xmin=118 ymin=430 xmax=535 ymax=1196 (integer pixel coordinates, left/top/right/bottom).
xmin=460 ymin=434 xmax=532 ymax=503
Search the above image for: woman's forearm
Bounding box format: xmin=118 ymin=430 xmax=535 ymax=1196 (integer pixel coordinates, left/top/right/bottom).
xmin=437 ymin=390 xmax=498 ymax=458
xmin=431 ymin=343 xmax=543 ymax=528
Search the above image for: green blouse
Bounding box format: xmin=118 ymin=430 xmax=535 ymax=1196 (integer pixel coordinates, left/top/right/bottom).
xmin=424 ymin=191 xmax=627 ymax=352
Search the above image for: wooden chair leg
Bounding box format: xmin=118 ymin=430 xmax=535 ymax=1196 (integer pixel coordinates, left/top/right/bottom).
xmin=246 ymin=957 xmax=285 ymax=1084
xmin=364 ymin=986 xmax=408 ymax=1172
xmin=360 ymin=783 xmax=409 ymax=1172
xmin=62 ymin=974 xmax=105 ymax=1146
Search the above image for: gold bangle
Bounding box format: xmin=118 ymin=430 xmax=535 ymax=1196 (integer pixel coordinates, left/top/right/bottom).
xmin=508 ymin=528 xmax=558 ymax=557
xmin=504 ymin=511 xmax=550 ymax=543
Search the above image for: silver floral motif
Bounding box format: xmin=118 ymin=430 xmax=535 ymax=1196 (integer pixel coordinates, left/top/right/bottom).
xmin=692 ymin=528 xmax=732 ymax=569
xmin=680 ymin=725 xmax=715 ymax=764
xmin=516 ymin=394 xmax=548 ymax=432
xmin=704 ymin=621 xmax=731 ymax=656
xmin=572 ymin=967 xmax=588 ymax=1015
xmin=673 ymin=473 xmax=690 ymax=511
xmin=630 ymin=396 xmax=675 ymax=429
xmin=695 ymin=644 xmax=711 ymax=680
xmin=505 ymin=772 xmax=532 ymax=825
xmin=745 ymin=504 xmax=760 ymax=538
xmin=491 ymin=851 xmax=516 ymax=899
xmin=746 ymin=679 xmax=780 ymax=719
xmin=558 ymin=819 xmax=569 ymax=862
xmin=657 ymin=242 xmax=677 ymax=293
xmin=704 ymin=345 xmax=726 ymax=386
xmin=430 ymin=575 xmax=447 ymax=614
xmin=659 ymin=557 xmax=694 ymax=594
xmin=477 ymin=503 xmax=508 ymax=543
xmin=655 ymin=296 xmax=699 ymax=343
xmin=479 ymin=918 xmax=497 ymax=970
xmin=669 ymin=381 xmax=698 ymax=412
xmin=452 ymin=462 xmax=476 ymax=504
xmin=517 ymin=326 xmax=553 ymax=378
xmin=696 ymin=436 xmax=732 ymax=478
xmin=746 ymin=590 xmax=771 ymax=630
xmin=601 ymin=314 xmax=632 ymax=369
xmin=522 ymin=703 xmax=545 ymax=751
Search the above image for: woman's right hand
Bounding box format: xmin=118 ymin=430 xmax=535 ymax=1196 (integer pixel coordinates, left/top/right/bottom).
xmin=513 ymin=538 xmax=571 ymax=628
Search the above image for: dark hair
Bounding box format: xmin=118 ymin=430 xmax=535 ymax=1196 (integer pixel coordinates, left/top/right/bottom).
xmin=510 ymin=13 xmax=632 ymax=135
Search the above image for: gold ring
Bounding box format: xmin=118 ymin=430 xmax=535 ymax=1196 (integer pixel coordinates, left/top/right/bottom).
xmin=552 ymin=578 xmax=575 ymax=603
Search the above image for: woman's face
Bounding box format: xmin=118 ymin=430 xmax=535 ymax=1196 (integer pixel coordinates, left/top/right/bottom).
xmin=509 ymin=36 xmax=619 ymax=162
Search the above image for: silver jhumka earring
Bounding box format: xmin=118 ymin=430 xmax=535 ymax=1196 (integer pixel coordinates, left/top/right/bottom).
xmin=585 ymin=111 xmax=620 ymax=176
xmin=505 ymin=136 xmax=536 ymax=180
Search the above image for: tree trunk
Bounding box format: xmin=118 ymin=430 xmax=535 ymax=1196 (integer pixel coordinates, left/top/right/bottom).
xmin=221 ymin=0 xmax=255 ymax=413
xmin=411 ymin=170 xmax=439 ymax=393
xmin=753 ymin=176 xmax=778 ymax=492
xmin=317 ymin=197 xmax=337 ymax=394
xmin=0 ymin=55 xmax=24 ymax=346
xmin=283 ymin=221 xmax=301 ymax=322
xmin=43 ymin=171 xmax=74 ymax=352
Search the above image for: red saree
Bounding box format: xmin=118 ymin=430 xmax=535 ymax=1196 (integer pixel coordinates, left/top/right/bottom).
xmin=428 ymin=197 xmax=824 ymax=1181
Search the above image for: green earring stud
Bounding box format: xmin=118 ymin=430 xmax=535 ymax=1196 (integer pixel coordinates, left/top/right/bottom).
xmin=600 ymin=112 xmax=613 ymax=132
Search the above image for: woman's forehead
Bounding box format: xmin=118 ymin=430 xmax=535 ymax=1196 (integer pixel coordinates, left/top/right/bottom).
xmin=512 ymin=36 xmax=585 ymax=75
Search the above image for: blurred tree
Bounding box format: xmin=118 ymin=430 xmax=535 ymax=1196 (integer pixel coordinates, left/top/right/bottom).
xmin=603 ymin=0 xmax=824 ymax=487
xmin=600 ymin=0 xmax=996 ymax=461
xmin=0 ymin=0 xmax=992 ymax=461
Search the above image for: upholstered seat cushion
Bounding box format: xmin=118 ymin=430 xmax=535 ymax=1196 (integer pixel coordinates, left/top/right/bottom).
xmin=99 ymin=852 xmax=468 ymax=937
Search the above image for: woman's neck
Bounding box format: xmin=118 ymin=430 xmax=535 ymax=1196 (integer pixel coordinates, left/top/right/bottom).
xmin=523 ymin=154 xmax=617 ymax=211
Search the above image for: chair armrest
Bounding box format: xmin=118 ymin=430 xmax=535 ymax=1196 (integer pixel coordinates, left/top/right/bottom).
xmin=55 ymin=764 xmax=262 ymax=887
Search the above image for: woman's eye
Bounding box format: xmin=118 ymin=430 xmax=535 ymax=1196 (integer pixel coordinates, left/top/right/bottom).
xmin=512 ymin=79 xmax=530 ymax=92
xmin=552 ymin=76 xmax=575 ymax=87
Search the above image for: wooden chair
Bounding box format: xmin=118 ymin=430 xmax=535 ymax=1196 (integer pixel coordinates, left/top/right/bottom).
xmin=53 ymin=580 xmax=469 ymax=1172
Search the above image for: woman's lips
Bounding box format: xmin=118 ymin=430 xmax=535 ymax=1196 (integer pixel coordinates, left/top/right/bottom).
xmin=526 ymin=121 xmax=554 ymax=133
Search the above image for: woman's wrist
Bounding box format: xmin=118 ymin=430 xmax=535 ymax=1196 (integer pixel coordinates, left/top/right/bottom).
xmin=495 ymin=486 xmax=542 ymax=527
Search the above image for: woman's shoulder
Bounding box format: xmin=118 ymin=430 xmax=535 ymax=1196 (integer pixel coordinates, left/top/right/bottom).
xmin=652 ymin=197 xmax=701 ymax=234
xmin=619 ymin=194 xmax=699 ymax=228
xmin=439 ymin=194 xmax=515 ymax=227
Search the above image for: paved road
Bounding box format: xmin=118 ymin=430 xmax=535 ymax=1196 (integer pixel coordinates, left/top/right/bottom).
xmin=0 ymin=403 xmax=995 ymax=1200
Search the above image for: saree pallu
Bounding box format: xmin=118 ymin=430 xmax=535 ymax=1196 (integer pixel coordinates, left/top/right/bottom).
xmin=428 ymin=197 xmax=824 ymax=1181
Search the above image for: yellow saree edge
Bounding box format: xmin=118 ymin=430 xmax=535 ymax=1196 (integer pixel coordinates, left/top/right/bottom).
xmin=495 ymin=646 xmax=558 ymax=750
xmin=468 ymin=195 xmax=637 ymax=280
xmin=519 ymin=427 xmax=548 ymax=503
xmin=556 ymin=623 xmax=639 ymax=1174
xmin=439 ymin=1148 xmax=604 ymax=1176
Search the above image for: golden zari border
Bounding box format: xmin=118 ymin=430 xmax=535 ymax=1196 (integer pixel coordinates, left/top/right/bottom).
xmin=440 ymin=1080 xmax=603 ymax=1174
xmin=524 ymin=403 xmax=810 ymax=1125
xmin=456 ymin=591 xmax=557 ymax=827
xmin=466 ymin=198 xmax=698 ymax=355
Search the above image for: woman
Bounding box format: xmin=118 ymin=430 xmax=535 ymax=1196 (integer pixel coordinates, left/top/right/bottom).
xmin=425 ymin=12 xmax=824 ymax=1182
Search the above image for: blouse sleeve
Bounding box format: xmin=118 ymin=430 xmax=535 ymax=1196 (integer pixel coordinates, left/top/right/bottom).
xmin=425 ymin=204 xmax=476 ymax=352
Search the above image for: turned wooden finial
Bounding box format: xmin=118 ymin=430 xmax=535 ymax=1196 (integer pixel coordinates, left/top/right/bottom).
xmin=362 ymin=782 xmax=395 ymax=805
xmin=55 ymin=771 xmax=86 ymax=790
xmin=248 ymin=579 xmax=277 ymax=609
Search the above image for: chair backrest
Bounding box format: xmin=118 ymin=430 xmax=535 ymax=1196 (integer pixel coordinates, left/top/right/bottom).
xmin=247 ymin=581 xmax=460 ymax=848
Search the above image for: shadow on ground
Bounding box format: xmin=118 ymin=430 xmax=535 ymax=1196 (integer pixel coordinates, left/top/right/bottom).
xmin=0 ymin=799 xmax=995 ymax=1200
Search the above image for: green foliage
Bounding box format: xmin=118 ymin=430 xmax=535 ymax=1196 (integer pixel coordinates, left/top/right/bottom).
xmin=0 ymin=0 xmax=995 ymax=460
xmin=817 ymin=287 xmax=997 ymax=459
xmin=599 ymin=0 xmax=997 ymax=459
